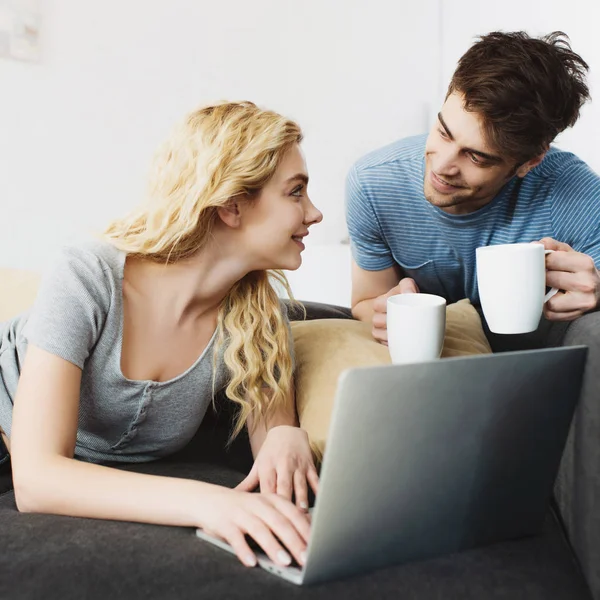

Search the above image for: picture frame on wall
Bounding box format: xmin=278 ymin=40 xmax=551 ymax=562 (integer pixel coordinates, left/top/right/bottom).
xmin=0 ymin=0 xmax=40 ymax=62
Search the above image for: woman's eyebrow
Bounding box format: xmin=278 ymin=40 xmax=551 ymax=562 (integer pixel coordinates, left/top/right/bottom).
xmin=283 ymin=173 xmax=309 ymax=185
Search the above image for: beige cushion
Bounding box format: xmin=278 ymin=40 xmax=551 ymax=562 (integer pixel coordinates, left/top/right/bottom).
xmin=0 ymin=268 xmax=41 ymax=322
xmin=291 ymin=299 xmax=492 ymax=461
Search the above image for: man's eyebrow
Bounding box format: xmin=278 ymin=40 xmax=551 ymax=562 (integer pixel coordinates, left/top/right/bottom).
xmin=437 ymin=112 xmax=454 ymax=141
xmin=437 ymin=112 xmax=503 ymax=163
xmin=284 ymin=173 xmax=309 ymax=185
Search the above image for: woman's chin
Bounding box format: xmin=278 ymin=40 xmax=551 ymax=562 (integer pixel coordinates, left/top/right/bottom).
xmin=274 ymin=256 xmax=302 ymax=272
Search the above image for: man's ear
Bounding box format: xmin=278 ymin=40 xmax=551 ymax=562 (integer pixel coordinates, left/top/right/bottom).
xmin=216 ymin=200 xmax=242 ymax=229
xmin=515 ymin=150 xmax=547 ymax=178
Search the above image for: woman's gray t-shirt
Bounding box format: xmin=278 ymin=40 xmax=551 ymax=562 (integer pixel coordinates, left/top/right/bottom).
xmin=0 ymin=240 xmax=235 ymax=463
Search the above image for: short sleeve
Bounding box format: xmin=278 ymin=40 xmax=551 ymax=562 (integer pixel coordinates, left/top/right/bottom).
xmin=551 ymin=158 xmax=600 ymax=267
xmin=23 ymin=246 xmax=112 ymax=369
xmin=345 ymin=164 xmax=395 ymax=271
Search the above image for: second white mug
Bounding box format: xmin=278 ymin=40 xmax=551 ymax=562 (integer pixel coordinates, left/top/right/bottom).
xmin=386 ymin=293 xmax=446 ymax=364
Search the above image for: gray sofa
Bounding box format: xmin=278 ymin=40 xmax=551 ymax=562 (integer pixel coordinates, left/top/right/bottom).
xmin=0 ymin=301 xmax=598 ymax=599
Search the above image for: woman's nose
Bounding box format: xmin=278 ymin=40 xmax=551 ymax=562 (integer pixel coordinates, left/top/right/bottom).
xmin=305 ymin=199 xmax=323 ymax=225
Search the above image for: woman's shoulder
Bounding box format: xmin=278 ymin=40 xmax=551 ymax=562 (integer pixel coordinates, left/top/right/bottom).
xmin=50 ymin=239 xmax=125 ymax=287
xmin=36 ymin=238 xmax=126 ymax=313
xmin=21 ymin=238 xmax=125 ymax=369
xmin=55 ymin=238 xmax=124 ymax=277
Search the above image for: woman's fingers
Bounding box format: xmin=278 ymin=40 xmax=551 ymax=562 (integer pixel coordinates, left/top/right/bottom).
xmin=307 ymin=466 xmax=320 ymax=495
xmin=235 ymin=465 xmax=259 ymax=492
xmin=241 ymin=512 xmax=298 ymax=567
xmin=293 ymin=469 xmax=309 ymax=510
xmin=276 ymin=468 xmax=294 ymax=501
xmin=258 ymin=466 xmax=277 ymax=494
xmin=254 ymin=498 xmax=308 ymax=566
xmin=220 ymin=526 xmax=257 ymax=568
xmin=267 ymin=493 xmax=311 ymax=544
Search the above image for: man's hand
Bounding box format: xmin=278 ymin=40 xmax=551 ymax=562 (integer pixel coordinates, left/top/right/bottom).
xmin=371 ymin=278 xmax=419 ymax=344
xmin=538 ymin=237 xmax=600 ymax=321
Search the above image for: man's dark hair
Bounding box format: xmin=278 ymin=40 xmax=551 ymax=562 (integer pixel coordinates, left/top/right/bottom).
xmin=447 ymin=31 xmax=590 ymax=163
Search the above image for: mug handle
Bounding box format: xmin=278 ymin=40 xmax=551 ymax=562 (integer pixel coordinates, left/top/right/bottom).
xmin=544 ymin=249 xmax=559 ymax=302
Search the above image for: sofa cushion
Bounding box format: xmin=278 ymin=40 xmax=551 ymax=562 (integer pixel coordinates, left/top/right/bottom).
xmin=0 ymin=268 xmax=41 ymax=322
xmin=291 ymin=299 xmax=492 ymax=459
xmin=0 ymin=468 xmax=591 ymax=600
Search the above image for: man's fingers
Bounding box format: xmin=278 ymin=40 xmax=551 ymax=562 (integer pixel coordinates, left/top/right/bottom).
xmin=372 ymin=312 xmax=387 ymax=329
xmin=398 ymin=277 xmax=419 ymax=294
xmin=545 ymin=289 xmax=598 ymax=315
xmin=546 ymin=270 xmax=598 ymax=297
xmin=546 ymin=250 xmax=595 ymax=275
xmin=373 ymin=301 xmax=389 ymax=344
xmin=545 ymin=270 xmax=578 ymax=291
xmin=372 ymin=280 xmax=420 ymax=345
xmin=372 ymin=295 xmax=388 ymax=313
xmin=538 ymin=237 xmax=573 ymax=253
xmin=372 ymin=326 xmax=388 ymax=343
xmin=543 ymin=307 xmax=584 ymax=321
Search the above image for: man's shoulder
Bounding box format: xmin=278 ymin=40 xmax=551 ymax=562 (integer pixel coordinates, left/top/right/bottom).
xmin=353 ymin=134 xmax=426 ymax=176
xmin=533 ymin=146 xmax=592 ymax=180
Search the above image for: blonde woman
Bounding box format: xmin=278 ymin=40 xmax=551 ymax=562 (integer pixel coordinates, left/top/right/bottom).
xmin=0 ymin=101 xmax=322 ymax=569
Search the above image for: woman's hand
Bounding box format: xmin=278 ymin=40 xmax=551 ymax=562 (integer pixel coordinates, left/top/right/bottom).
xmin=236 ymin=425 xmax=319 ymax=510
xmin=197 ymin=487 xmax=311 ymax=568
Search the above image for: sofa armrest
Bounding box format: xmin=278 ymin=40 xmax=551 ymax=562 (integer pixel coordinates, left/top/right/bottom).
xmin=554 ymin=311 xmax=600 ymax=600
xmin=286 ymin=300 xmax=353 ymax=322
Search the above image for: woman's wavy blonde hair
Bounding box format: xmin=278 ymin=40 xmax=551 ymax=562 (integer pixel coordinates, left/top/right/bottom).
xmin=104 ymin=101 xmax=302 ymax=439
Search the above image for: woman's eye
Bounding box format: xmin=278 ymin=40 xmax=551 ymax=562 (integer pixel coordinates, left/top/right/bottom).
xmin=438 ymin=128 xmax=448 ymax=139
xmin=291 ymin=185 xmax=304 ymax=197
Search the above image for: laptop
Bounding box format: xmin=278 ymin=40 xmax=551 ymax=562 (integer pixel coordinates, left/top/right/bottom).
xmin=196 ymin=346 xmax=587 ymax=585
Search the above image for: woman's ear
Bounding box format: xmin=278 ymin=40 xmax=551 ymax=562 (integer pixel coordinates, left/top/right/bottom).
xmin=217 ymin=200 xmax=242 ymax=229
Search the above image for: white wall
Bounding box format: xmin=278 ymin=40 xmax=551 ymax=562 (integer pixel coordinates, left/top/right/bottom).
xmin=0 ymin=0 xmax=441 ymax=283
xmin=8 ymin=2 xmax=595 ymax=307
xmin=440 ymin=0 xmax=600 ymax=173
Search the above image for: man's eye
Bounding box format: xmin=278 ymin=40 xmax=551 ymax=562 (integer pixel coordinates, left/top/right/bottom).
xmin=469 ymin=153 xmax=484 ymax=165
xmin=438 ymin=128 xmax=448 ymax=139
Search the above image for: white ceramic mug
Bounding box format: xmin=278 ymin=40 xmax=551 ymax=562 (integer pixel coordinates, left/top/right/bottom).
xmin=476 ymin=243 xmax=558 ymax=334
xmin=386 ymin=293 xmax=447 ymax=364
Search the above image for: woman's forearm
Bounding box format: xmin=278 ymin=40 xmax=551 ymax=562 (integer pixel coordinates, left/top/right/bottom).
xmin=246 ymin=393 xmax=298 ymax=457
xmin=14 ymin=455 xmax=220 ymax=527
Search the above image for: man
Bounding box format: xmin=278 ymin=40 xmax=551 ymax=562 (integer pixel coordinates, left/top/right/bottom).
xmin=346 ymin=31 xmax=600 ymax=598
xmin=346 ymin=31 xmax=600 ymax=344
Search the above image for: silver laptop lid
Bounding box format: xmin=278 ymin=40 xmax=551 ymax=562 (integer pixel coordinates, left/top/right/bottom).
xmin=303 ymin=346 xmax=587 ymax=585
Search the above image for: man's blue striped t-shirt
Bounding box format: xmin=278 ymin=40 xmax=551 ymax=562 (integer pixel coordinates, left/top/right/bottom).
xmin=346 ymin=134 xmax=600 ymax=304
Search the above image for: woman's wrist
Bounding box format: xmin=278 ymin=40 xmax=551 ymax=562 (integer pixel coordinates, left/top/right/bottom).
xmin=179 ymin=479 xmax=228 ymax=528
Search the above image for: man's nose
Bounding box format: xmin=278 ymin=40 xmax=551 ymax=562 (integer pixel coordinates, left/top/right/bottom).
xmin=434 ymin=146 xmax=460 ymax=177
